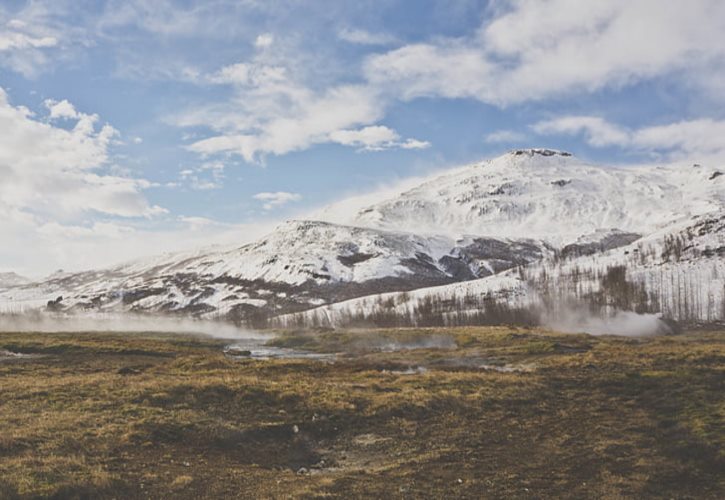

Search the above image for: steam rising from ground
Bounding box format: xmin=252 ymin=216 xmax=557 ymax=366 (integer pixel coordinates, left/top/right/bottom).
xmin=353 ymin=334 xmax=456 ymax=352
xmin=544 ymin=307 xmax=672 ymax=337
xmin=0 ymin=312 xmax=266 ymax=340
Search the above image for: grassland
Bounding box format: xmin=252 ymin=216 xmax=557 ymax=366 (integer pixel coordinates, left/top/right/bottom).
xmin=0 ymin=326 xmax=723 ymax=499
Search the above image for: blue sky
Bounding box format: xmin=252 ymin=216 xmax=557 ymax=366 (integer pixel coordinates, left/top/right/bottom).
xmin=1 ymin=0 xmax=724 ymax=276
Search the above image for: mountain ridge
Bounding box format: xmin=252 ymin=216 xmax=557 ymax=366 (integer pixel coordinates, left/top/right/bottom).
xmin=1 ymin=149 xmax=722 ymax=325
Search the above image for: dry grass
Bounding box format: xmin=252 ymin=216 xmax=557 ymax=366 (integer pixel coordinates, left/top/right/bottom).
xmin=0 ymin=327 xmax=722 ymax=499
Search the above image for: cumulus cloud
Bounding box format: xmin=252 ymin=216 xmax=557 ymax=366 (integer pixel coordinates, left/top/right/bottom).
xmin=532 ymin=116 xmax=631 ymax=147
xmin=169 ymin=1 xmax=725 ymax=164
xmin=253 ymin=191 xmax=302 ymax=210
xmin=177 ymin=43 xmax=434 ymax=163
xmin=0 ymin=87 xmax=174 ymax=275
xmin=179 ymin=52 xmax=393 ymax=162
xmin=365 ymin=0 xmax=725 ymax=106
xmin=0 ymin=88 xmax=163 ymax=218
xmin=254 ymin=33 xmax=274 ymax=48
xmin=44 ymin=98 xmax=80 ymax=120
xmin=329 ymin=125 xmax=429 ymax=151
xmin=533 ymin=115 xmax=725 ymax=162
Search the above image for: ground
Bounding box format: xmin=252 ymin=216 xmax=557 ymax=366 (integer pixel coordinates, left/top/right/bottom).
xmin=0 ymin=326 xmax=723 ymax=499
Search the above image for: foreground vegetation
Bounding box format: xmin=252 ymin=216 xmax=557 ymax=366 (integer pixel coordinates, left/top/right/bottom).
xmin=0 ymin=327 xmax=723 ymax=499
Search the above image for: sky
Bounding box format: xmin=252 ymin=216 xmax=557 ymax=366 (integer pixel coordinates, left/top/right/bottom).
xmin=1 ymin=0 xmax=724 ymax=277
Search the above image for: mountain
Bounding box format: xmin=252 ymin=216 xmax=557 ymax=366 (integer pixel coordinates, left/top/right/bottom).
xmin=1 ymin=149 xmax=722 ymax=325
xmin=348 ymin=149 xmax=722 ymax=246
xmin=273 ymin=210 xmax=725 ymax=328
xmin=0 ymin=272 xmax=31 ymax=290
xmin=0 ymin=220 xmax=545 ymax=322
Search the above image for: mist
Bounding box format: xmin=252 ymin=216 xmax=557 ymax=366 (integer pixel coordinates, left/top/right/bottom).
xmin=544 ymin=306 xmax=672 ymax=337
xmin=0 ymin=312 xmax=267 ymax=340
xmin=352 ymin=334 xmax=457 ymax=352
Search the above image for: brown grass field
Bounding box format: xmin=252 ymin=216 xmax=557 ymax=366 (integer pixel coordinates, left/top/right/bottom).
xmin=0 ymin=326 xmax=723 ymax=499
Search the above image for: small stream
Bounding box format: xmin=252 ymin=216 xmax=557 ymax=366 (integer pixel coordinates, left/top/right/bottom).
xmin=0 ymin=349 xmax=40 ymax=362
xmin=223 ymin=338 xmax=335 ymax=361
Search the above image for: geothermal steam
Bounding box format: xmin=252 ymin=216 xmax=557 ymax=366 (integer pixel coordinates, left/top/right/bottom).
xmin=544 ymin=306 xmax=672 ymax=337
xmin=0 ymin=312 xmax=266 ymax=339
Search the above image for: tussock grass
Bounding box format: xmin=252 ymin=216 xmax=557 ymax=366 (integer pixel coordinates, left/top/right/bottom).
xmin=0 ymin=328 xmax=722 ymax=498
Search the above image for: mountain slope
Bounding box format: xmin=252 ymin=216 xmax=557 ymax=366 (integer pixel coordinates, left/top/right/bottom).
xmin=0 ymin=272 xmax=31 ymax=290
xmin=347 ymin=149 xmax=723 ymax=246
xmin=274 ymin=211 xmax=725 ymax=328
xmin=2 ymin=149 xmax=722 ymax=325
xmin=0 ymin=220 xmax=545 ymax=322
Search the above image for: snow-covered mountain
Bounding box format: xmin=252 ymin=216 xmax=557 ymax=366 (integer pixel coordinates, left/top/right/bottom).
xmin=0 ymin=220 xmax=545 ymax=322
xmin=1 ymin=149 xmax=722 ymax=325
xmin=0 ymin=272 xmax=31 ymax=290
xmin=274 ymin=210 xmax=725 ymax=328
xmin=346 ymin=149 xmax=723 ymax=246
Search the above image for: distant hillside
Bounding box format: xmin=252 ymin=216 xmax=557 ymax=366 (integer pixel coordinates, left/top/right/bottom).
xmin=1 ymin=149 xmax=722 ymax=326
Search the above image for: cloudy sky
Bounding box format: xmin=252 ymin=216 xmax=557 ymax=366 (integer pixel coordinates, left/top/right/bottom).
xmin=1 ymin=0 xmax=724 ymax=277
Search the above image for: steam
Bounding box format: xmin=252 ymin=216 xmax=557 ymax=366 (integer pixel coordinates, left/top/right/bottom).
xmin=353 ymin=334 xmax=456 ymax=352
xmin=544 ymin=306 xmax=672 ymax=337
xmin=0 ymin=312 xmax=267 ymax=340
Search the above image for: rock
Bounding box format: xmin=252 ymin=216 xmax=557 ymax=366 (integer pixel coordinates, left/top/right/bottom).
xmin=225 ymin=347 xmax=252 ymax=357
xmin=117 ymin=367 xmax=141 ymax=375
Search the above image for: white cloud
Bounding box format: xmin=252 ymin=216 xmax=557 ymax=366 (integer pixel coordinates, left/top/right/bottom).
xmin=0 ymin=3 xmax=86 ymax=77
xmin=0 ymin=28 xmax=56 ymax=51
xmin=206 ymin=61 xmax=288 ymax=87
xmin=330 ymin=125 xmax=399 ymax=148
xmin=178 ymin=43 xmax=434 ymax=162
xmin=182 ymin=60 xmax=388 ymax=161
xmin=399 ymin=138 xmax=431 ymax=150
xmin=253 ymin=191 xmax=302 ymax=210
xmin=0 ymin=19 xmax=58 ymax=76
xmin=365 ymin=0 xmax=725 ymax=106
xmin=0 ymin=88 xmax=162 ymax=219
xmin=254 ymin=33 xmax=274 ymax=48
xmin=0 ymin=210 xmax=274 ymax=278
xmin=365 ymin=41 xmax=494 ymax=101
xmin=177 ymin=161 xmax=225 ymax=190
xmin=338 ymin=28 xmax=396 ymax=46
xmin=484 ymin=129 xmax=527 ymax=144
xmin=0 ymin=87 xmax=186 ymax=276
xmin=329 ymin=125 xmax=429 ymax=151
xmin=532 ymin=116 xmax=630 ymax=147
xmin=44 ymin=99 xmax=80 ymax=120
xmin=533 ymin=115 xmax=725 ymax=162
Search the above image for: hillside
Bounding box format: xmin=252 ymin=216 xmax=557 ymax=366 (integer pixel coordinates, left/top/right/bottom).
xmin=0 ymin=220 xmax=545 ymax=323
xmin=276 ymin=211 xmax=725 ymax=329
xmin=0 ymin=273 xmax=30 ymax=290
xmin=1 ymin=149 xmax=722 ymax=326
xmin=347 ymin=149 xmax=722 ymax=246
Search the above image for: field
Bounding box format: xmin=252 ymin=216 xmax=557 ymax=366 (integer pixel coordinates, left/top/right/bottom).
xmin=0 ymin=326 xmax=723 ymax=499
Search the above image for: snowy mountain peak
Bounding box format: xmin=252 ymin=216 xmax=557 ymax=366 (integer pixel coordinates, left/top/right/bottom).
xmin=509 ymin=148 xmax=573 ymax=158
xmin=481 ymin=148 xmax=579 ymax=171
xmin=348 ymin=150 xmax=723 ymax=245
